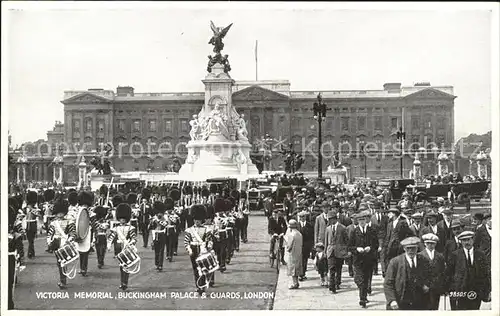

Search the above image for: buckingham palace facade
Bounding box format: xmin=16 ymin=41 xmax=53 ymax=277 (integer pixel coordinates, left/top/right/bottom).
xmin=58 ymin=80 xmax=455 ymax=182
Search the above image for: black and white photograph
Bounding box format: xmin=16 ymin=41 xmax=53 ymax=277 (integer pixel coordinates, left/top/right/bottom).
xmin=2 ymin=1 xmax=498 ymax=313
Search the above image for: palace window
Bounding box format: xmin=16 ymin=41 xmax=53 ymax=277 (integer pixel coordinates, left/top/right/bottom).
xmin=73 ymin=120 xmax=81 ymax=132
xmin=133 ymin=120 xmax=141 ymax=132
xmin=148 ymin=119 xmax=157 ymax=132
xmin=85 ymin=119 xmax=92 ymax=132
xmin=341 ymin=117 xmax=349 ymax=131
xmin=180 ymin=119 xmax=189 ymax=133
xmin=390 ymin=117 xmax=398 ymax=129
xmin=117 ymin=119 xmax=126 ymax=132
xmin=373 ymin=116 xmax=382 ymax=131
xmin=424 ymin=114 xmax=433 ymax=128
xmin=357 ymin=116 xmax=366 ymax=130
xmin=412 ymin=116 xmax=420 ymax=129
xmin=164 ymin=119 xmax=172 ymax=132
xmin=98 ymin=120 xmax=105 ymax=132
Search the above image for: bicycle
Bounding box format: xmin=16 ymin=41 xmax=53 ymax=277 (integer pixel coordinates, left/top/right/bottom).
xmin=269 ymin=233 xmax=284 ymax=273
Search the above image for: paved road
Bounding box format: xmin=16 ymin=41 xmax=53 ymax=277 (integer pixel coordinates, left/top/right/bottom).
xmin=13 ymin=214 xmax=277 ymax=310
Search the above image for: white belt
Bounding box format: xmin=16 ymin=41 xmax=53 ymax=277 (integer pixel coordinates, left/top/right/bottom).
xmin=26 ymin=220 xmax=37 ymax=222
xmin=154 ymin=229 xmax=166 ymax=233
xmin=130 ymin=219 xmax=138 ymax=221
xmin=8 ymin=252 xmax=16 ymax=255
xmin=166 ymin=225 xmax=175 ymax=228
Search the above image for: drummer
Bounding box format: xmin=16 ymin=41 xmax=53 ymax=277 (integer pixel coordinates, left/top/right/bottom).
xmin=76 ymin=191 xmax=93 ymax=277
xmin=46 ymin=198 xmax=77 ymax=290
xmin=184 ymin=204 xmax=214 ymax=295
xmin=107 ymin=203 xmax=137 ymax=291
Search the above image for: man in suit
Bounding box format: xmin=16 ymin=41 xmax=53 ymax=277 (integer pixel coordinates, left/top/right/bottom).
xmin=324 ymin=211 xmax=349 ymax=293
xmin=444 ymin=220 xmax=464 ymax=266
xmin=349 ymin=210 xmax=379 ymax=308
xmin=446 ymin=231 xmax=491 ymax=310
xmin=384 ymin=208 xmax=414 ymax=271
xmin=419 ymin=233 xmax=446 ymax=310
xmin=298 ymin=211 xmax=314 ymax=281
xmin=471 ymin=213 xmax=484 ymax=232
xmin=421 ymin=210 xmax=446 ymax=254
xmin=473 ymin=213 xmax=491 ymax=269
xmin=345 ymin=212 xmax=358 ymax=277
xmin=314 ymin=205 xmax=329 ymax=245
xmin=370 ymin=202 xmax=388 ymax=276
xmin=384 ymin=236 xmax=431 ymax=310
xmin=437 ymin=207 xmax=454 ymax=244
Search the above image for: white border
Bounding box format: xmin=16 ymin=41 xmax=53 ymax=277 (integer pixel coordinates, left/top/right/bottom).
xmin=1 ymin=2 xmax=499 ymax=316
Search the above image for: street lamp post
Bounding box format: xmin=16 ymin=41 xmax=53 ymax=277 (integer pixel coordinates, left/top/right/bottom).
xmin=360 ymin=141 xmax=367 ymax=178
xmin=312 ymin=93 xmax=329 ymax=179
xmin=396 ymin=127 xmax=406 ymax=178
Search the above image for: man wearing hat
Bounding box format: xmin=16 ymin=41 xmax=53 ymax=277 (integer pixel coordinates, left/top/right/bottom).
xmin=184 ymin=204 xmax=214 ymax=294
xmin=148 ymin=201 xmax=168 ymax=271
xmin=370 ymin=201 xmax=388 ymax=276
xmin=139 ymin=188 xmax=152 ymax=248
xmin=421 ymin=210 xmax=446 ymax=253
xmin=471 ymin=213 xmax=484 ymax=231
xmin=297 ymin=211 xmax=314 ymax=281
xmin=47 ymin=198 xmax=77 ymax=289
xmin=384 ymin=208 xmax=414 ymax=270
xmin=268 ymin=208 xmax=288 ymax=266
xmin=91 ymin=206 xmax=109 ymax=269
xmin=444 ymin=220 xmax=468 ymax=272
xmin=24 ymin=190 xmax=42 ymax=259
xmin=324 ymin=211 xmax=349 ymax=293
xmin=437 ymin=207 xmax=454 ymax=243
xmin=349 ymin=210 xmax=379 ymax=307
xmin=473 ymin=213 xmax=491 ymax=268
xmin=446 ymin=231 xmax=491 ymax=310
xmin=314 ymin=204 xmax=329 ymax=245
xmin=107 ymin=203 xmax=137 ymax=291
xmin=285 ymin=219 xmax=303 ymax=289
xmin=8 ymin=206 xmax=26 ymax=309
xmin=410 ymin=212 xmax=424 ymax=240
xmin=384 ymin=236 xmax=431 ymax=310
xmin=419 ymin=233 xmax=446 ymax=310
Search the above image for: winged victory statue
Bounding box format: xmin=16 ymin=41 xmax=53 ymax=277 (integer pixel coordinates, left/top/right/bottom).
xmin=208 ymin=20 xmax=233 ymax=54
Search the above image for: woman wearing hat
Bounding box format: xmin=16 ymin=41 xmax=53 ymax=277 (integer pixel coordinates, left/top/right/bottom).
xmin=284 ymin=219 xmax=303 ymax=289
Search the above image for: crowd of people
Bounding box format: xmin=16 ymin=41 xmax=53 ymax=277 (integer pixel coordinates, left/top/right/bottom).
xmin=7 ymin=183 xmax=251 ymax=309
xmin=268 ymin=181 xmax=491 ymax=310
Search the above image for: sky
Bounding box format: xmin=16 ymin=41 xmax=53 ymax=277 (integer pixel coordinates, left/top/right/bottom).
xmin=4 ymin=3 xmax=494 ymax=146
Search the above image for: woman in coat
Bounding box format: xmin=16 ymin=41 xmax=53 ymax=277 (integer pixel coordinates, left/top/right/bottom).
xmin=285 ymin=219 xmax=303 ymax=289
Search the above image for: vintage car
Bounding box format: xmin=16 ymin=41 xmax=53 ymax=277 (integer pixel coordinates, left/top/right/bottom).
xmin=412 ymin=181 xmax=490 ymax=204
xmin=377 ymin=179 xmax=416 ymax=201
xmin=247 ymin=187 xmax=272 ymax=213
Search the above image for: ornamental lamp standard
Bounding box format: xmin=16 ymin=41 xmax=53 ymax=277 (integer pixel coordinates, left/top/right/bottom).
xmin=312 ymin=93 xmax=329 ymax=179
xmin=359 ymin=140 xmax=367 ymax=178
xmin=396 ymin=127 xmax=406 ymax=178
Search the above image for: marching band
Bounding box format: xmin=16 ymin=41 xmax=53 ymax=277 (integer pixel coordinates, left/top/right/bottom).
xmin=7 ymin=182 xmax=251 ymax=308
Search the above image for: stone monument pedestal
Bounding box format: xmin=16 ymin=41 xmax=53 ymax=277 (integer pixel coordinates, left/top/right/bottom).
xmin=325 ymin=166 xmax=348 ymax=184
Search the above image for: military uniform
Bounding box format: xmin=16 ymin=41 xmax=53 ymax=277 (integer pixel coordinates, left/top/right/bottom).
xmin=8 ymin=206 xmax=26 ymax=309
xmin=24 ymin=190 xmax=41 ymax=258
xmin=107 ymin=203 xmax=137 ymax=290
xmin=149 ymin=201 xmax=167 ymax=271
xmin=164 ymin=198 xmax=180 ymax=262
xmin=139 ymin=189 xmax=152 ymax=247
xmin=91 ymin=206 xmax=109 ymax=268
xmin=184 ymin=204 xmax=214 ymax=293
xmin=46 ymin=199 xmax=77 ymax=289
xmin=214 ymin=198 xmax=229 ymax=272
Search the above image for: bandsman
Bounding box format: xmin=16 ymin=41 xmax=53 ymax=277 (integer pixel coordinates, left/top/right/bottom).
xmin=149 ymin=201 xmax=167 ymax=271
xmin=107 ymin=203 xmax=138 ymax=291
xmin=91 ymin=206 xmax=109 ymax=269
xmin=138 ymin=188 xmax=152 ymax=248
xmin=47 ymin=198 xmax=77 ymax=289
xmin=164 ymin=197 xmax=179 ymax=262
xmin=239 ymin=189 xmax=250 ymax=243
xmin=127 ymin=193 xmax=139 ymax=230
xmin=8 ymin=206 xmax=26 ymax=309
xmin=24 ymin=190 xmax=41 ymax=259
xmin=204 ymin=204 xmax=217 ymax=287
xmin=214 ymin=198 xmax=228 ymax=272
xmin=75 ymin=191 xmax=93 ymax=276
xmin=43 ymin=189 xmax=56 ymax=253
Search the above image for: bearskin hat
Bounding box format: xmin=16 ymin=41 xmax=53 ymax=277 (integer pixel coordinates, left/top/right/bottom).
xmin=44 ymin=189 xmax=55 ymax=202
xmin=205 ymin=204 xmax=215 ymax=220
xmin=169 ymin=188 xmax=181 ymax=201
xmin=164 ymin=197 xmax=174 ymax=211
xmin=191 ymin=204 xmax=207 ymax=221
xmin=214 ymin=197 xmax=227 ymax=213
xmin=53 ymin=198 xmax=69 ymax=215
xmin=142 ymin=188 xmax=151 ymax=200
xmin=209 ymin=183 xmax=218 ymax=194
xmin=152 ymin=186 xmax=160 ymax=195
xmin=26 ymin=190 xmax=38 ymax=205
xmin=126 ymin=193 xmax=138 ymax=205
xmin=94 ymin=206 xmax=107 ymax=220
xmin=153 ymin=201 xmax=166 ymax=214
xmin=116 ymin=203 xmax=132 ymax=222
xmin=38 ymin=194 xmax=45 ymax=205
xmin=112 ymin=194 xmax=124 ymax=208
xmin=193 ymin=186 xmax=200 ymax=195
xmin=99 ymin=184 xmax=108 ymax=196
xmin=201 ymin=187 xmax=210 ymax=197
xmin=230 ymin=189 xmax=240 ymax=200
xmin=78 ymin=191 xmax=94 ymax=206
xmin=240 ymin=190 xmax=247 ymax=200
xmin=68 ymin=188 xmax=77 ymax=194
xmin=68 ymin=191 xmax=79 ymax=206
xmin=225 ymin=198 xmax=234 ymax=211
xmin=8 ymin=197 xmax=19 ymax=211
xmin=9 ymin=206 xmax=18 ymax=227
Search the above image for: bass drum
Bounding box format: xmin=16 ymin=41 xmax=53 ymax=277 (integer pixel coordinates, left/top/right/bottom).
xmin=76 ymin=208 xmax=90 ymax=240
